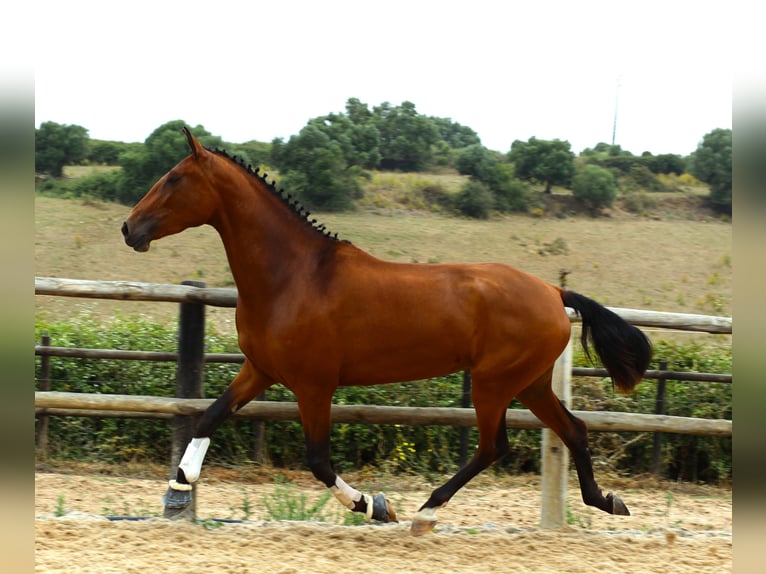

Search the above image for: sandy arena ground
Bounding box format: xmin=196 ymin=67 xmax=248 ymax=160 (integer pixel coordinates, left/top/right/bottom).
xmin=35 ymin=466 xmax=731 ymax=573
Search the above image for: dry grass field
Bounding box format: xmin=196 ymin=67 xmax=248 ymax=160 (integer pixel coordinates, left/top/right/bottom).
xmin=35 ymin=193 xmax=731 ymax=339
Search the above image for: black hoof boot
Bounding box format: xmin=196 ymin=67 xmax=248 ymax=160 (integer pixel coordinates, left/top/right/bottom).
xmin=162 ymin=484 xmax=193 ymax=520
xmin=370 ymin=493 xmax=398 ymax=523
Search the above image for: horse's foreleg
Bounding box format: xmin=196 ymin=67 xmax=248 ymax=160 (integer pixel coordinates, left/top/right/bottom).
xmin=517 ymin=376 xmax=630 ymax=516
xmin=163 ymin=360 xmax=273 ymax=518
xmin=297 ymin=391 xmax=397 ymax=524
xmin=411 ymin=391 xmax=510 ymax=536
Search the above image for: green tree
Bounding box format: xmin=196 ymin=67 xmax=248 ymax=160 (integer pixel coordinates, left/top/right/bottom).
xmin=307 ymin=112 xmax=381 ymax=169
xmin=580 ymin=143 xmax=639 ymax=174
xmin=86 ymin=140 xmax=120 ymax=164
xmin=373 ymin=101 xmax=440 ymax=171
xmin=572 ymin=164 xmax=618 ymax=214
xmin=233 ymin=140 xmax=272 ymax=168
xmin=271 ymin=124 xmax=363 ymax=211
xmin=688 ymin=128 xmax=732 ymax=214
xmin=35 ymin=122 xmax=89 ymax=177
xmin=115 ymin=121 xmax=221 ymax=204
xmin=456 ymin=145 xmax=528 ymax=213
xmin=455 ymin=144 xmax=497 ymax=182
xmin=428 ymin=116 xmax=481 ymax=149
xmin=489 ymin=164 xmax=529 ymax=213
xmin=507 ymin=137 xmax=575 ymax=192
xmin=642 ymin=152 xmax=686 ymax=175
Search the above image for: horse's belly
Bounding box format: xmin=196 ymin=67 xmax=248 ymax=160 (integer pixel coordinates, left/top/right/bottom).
xmin=337 ymin=329 xmax=472 ymax=386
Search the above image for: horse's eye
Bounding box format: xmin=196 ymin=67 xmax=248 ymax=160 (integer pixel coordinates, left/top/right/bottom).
xmin=167 ymin=173 xmax=182 ymax=186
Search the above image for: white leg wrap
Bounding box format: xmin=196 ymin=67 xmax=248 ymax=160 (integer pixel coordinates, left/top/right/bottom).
xmin=176 ymin=437 xmax=210 ymax=484
xmin=412 ymin=505 xmax=442 ymax=523
xmin=329 ymin=476 xmax=363 ymax=510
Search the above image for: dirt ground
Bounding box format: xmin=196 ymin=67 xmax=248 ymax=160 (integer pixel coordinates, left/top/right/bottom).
xmin=35 ymin=465 xmax=731 ymax=573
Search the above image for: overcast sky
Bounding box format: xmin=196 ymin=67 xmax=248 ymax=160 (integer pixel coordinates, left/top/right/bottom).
xmin=33 ymin=1 xmax=732 ymax=156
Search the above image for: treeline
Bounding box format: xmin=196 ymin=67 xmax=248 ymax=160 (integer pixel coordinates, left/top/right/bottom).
xmin=35 ymin=98 xmax=732 ymax=215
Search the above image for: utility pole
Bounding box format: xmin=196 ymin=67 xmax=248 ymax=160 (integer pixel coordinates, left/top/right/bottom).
xmin=611 ymin=75 xmax=622 ymax=146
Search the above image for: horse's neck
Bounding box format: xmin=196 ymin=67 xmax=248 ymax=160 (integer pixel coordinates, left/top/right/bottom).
xmin=210 ymin=178 xmax=329 ymax=297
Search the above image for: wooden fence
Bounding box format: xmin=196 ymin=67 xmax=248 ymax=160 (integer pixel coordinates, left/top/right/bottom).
xmin=34 ymin=277 xmax=732 ymax=526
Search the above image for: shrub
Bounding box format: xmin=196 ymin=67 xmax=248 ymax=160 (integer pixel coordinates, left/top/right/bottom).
xmin=572 ymin=164 xmax=618 ymax=214
xmin=621 ymin=191 xmax=658 ymax=214
xmin=493 ymin=177 xmax=529 ymax=213
xmin=453 ymin=180 xmax=493 ymax=219
xmin=626 ymin=164 xmax=666 ymax=192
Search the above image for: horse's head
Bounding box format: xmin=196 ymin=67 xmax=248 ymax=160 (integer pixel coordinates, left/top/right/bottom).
xmin=122 ymin=127 xmax=220 ymax=252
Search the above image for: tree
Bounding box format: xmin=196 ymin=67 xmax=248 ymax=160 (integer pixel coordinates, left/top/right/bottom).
xmin=455 ymin=144 xmax=498 ymax=182
xmin=428 ymin=116 xmax=481 ymax=149
xmin=489 ymin=164 xmax=529 ymax=213
xmin=86 ymin=140 xmax=121 ymax=165
xmin=271 ymin=124 xmax=363 ymax=211
xmin=642 ymin=152 xmax=686 ymax=175
xmin=688 ymin=128 xmax=732 ymax=214
xmin=233 ymin=140 xmax=272 ymax=168
xmin=114 ymin=120 xmax=221 ymax=204
xmin=373 ymin=101 xmax=440 ymax=171
xmin=572 ymin=164 xmax=617 ymax=214
xmin=455 ymin=145 xmax=528 ymax=213
xmin=507 ymin=137 xmax=575 ymax=192
xmin=35 ymin=122 xmax=89 ymax=177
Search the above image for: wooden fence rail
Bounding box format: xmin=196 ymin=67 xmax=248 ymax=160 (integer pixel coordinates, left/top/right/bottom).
xmin=32 ymin=344 xmax=733 ymax=383
xmin=34 ymin=392 xmax=732 ymax=436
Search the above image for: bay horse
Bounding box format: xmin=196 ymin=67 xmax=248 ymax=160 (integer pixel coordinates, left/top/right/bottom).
xmin=122 ymin=127 xmax=652 ymax=535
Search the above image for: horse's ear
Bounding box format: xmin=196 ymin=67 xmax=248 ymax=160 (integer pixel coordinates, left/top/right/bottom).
xmin=182 ymin=126 xmax=204 ymax=158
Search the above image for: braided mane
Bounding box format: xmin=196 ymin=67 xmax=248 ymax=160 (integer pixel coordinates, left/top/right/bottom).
xmin=208 ymin=147 xmax=347 ymax=243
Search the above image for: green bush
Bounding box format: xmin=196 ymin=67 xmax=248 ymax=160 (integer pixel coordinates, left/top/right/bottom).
xmin=453 ymin=180 xmax=494 ymax=219
xmin=572 ymin=164 xmax=618 ymax=214
xmin=493 ymin=176 xmax=529 ymax=213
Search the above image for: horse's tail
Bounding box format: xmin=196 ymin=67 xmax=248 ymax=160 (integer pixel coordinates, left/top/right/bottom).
xmin=559 ymin=289 xmax=652 ymax=393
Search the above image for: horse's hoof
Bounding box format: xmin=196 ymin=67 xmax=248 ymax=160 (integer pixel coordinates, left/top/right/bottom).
xmin=162 ymin=485 xmax=193 ymax=519
xmin=371 ymin=493 xmax=398 ymax=523
xmin=410 ymin=517 xmax=437 ymax=536
xmin=608 ymin=493 xmax=630 ymax=516
xmin=163 ymin=504 xmax=195 ymax=520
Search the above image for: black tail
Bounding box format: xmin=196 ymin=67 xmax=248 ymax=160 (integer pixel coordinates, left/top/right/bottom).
xmin=560 ymin=290 xmax=652 ymax=393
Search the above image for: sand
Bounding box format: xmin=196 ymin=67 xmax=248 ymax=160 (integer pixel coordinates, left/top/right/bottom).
xmin=35 ymin=467 xmax=731 ymax=573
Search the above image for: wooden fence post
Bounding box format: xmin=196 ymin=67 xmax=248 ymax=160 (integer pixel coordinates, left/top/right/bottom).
xmin=652 ymin=360 xmax=668 ymax=476
xmin=459 ymin=370 xmax=472 ymax=466
xmin=540 ymin=330 xmax=573 ymax=528
xmin=168 ymin=280 xmax=206 ymax=519
xmin=36 ymin=333 xmax=51 ymax=460
xmin=252 ymin=392 xmax=266 ymax=463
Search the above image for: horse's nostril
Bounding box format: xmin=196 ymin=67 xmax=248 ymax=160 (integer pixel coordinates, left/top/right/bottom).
xmin=121 ymin=221 xmax=129 ymax=239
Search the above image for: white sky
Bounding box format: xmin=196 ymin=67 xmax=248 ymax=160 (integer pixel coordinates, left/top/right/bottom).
xmin=33 ymin=0 xmax=732 ymax=156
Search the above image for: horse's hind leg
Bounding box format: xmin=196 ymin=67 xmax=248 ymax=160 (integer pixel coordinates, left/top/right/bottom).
xmin=517 ymin=371 xmax=630 ymax=516
xmin=163 ymin=360 xmax=274 ymax=518
xmin=411 ymin=381 xmax=511 ymax=536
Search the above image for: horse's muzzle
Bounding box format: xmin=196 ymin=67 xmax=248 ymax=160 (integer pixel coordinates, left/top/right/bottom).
xmin=121 ymin=220 xmax=151 ymax=252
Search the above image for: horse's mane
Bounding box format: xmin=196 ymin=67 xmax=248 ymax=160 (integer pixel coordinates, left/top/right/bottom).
xmin=209 ymin=147 xmax=348 ymax=243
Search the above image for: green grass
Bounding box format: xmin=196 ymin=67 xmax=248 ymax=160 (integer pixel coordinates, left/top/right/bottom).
xmin=261 ymin=484 xmax=366 ymax=525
